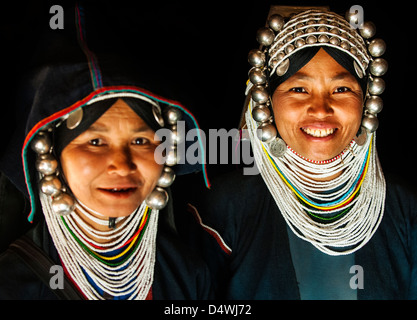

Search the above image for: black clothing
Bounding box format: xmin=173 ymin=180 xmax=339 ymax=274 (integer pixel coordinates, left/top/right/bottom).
xmin=0 ymin=197 xmax=212 ymax=300
xmin=181 ymin=169 xmax=417 ymax=299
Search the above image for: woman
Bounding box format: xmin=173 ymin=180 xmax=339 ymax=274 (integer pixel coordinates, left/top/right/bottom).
xmin=0 ymin=4 xmax=211 ymax=300
xmin=184 ymin=8 xmax=417 ymax=299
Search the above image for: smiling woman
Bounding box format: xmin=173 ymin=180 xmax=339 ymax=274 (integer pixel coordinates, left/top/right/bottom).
xmin=0 ymin=4 xmax=212 ymax=300
xmin=60 ymin=99 xmax=164 ymax=219
xmin=183 ymin=7 xmax=417 ymax=300
xmin=272 ymin=48 xmax=363 ymax=162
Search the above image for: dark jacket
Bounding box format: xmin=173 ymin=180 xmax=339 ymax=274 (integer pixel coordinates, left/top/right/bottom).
xmin=0 ymin=189 xmax=212 ymax=300
xmin=180 ymin=169 xmax=417 ymax=299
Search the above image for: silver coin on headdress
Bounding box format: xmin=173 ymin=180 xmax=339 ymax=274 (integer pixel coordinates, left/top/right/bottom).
xmin=269 ymin=137 xmax=287 ymax=158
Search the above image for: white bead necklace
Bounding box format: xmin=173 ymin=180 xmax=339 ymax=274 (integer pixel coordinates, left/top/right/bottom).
xmin=246 ymin=104 xmax=386 ymax=256
xmin=40 ymin=190 xmax=158 ymax=299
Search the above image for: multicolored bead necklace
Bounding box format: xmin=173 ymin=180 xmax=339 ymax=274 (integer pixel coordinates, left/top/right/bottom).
xmin=246 ymin=104 xmax=386 ymax=256
xmin=40 ymin=192 xmax=158 ymax=299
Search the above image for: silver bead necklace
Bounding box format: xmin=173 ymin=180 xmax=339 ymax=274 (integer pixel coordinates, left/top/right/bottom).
xmin=40 ymin=190 xmax=158 ymax=299
xmin=246 ymin=105 xmax=386 ymax=256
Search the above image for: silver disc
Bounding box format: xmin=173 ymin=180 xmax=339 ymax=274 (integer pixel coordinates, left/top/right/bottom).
xmin=354 ymin=130 xmax=368 ymax=146
xmin=66 ymin=108 xmax=83 ymax=130
xmin=269 ymin=138 xmax=286 ymax=158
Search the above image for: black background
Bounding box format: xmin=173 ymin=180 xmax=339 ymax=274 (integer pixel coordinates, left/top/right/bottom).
xmin=2 ymin=0 xmax=416 ymax=187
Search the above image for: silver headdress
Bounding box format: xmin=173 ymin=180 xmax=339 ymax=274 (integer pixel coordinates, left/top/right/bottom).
xmin=244 ymin=8 xmax=387 ymax=150
xmin=31 ymin=93 xmax=181 ymax=218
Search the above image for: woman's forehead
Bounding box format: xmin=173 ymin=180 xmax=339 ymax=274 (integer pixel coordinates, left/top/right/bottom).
xmin=282 ymin=49 xmax=360 ymax=84
xmin=89 ymin=100 xmax=152 ymax=131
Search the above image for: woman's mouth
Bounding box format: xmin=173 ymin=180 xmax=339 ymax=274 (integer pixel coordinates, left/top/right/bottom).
xmin=301 ymin=127 xmax=337 ymax=138
xmin=98 ymin=187 xmax=137 ymax=198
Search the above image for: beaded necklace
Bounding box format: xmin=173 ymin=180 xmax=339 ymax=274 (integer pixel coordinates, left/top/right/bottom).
xmin=40 ymin=190 xmax=158 ymax=299
xmin=246 ymin=103 xmax=386 ymax=256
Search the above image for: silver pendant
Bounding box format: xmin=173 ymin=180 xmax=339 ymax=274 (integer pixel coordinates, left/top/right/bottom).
xmin=269 ymin=137 xmax=286 ymax=158
xmin=66 ymin=108 xmax=83 ymax=130
xmin=354 ymin=130 xmax=368 ymax=146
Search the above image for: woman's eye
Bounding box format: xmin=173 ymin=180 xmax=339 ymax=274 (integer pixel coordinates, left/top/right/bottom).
xmin=290 ymin=87 xmax=307 ymax=93
xmin=89 ymin=138 xmax=104 ymax=146
xmin=132 ymin=138 xmax=149 ymax=145
xmin=334 ymin=87 xmax=351 ymax=93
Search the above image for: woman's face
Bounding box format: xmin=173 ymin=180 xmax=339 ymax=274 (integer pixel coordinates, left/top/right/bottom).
xmin=60 ymin=99 xmax=163 ymax=218
xmin=272 ymin=49 xmax=363 ymax=162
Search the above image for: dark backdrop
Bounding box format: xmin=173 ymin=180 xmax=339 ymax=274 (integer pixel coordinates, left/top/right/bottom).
xmin=2 ymin=0 xmax=415 ymax=187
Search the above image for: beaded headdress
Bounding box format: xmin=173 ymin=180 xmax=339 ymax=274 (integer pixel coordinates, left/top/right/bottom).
xmin=243 ymin=8 xmax=387 ymax=155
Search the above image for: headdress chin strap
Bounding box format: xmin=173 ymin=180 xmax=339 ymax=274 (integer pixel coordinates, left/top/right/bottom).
xmin=242 ymin=7 xmax=387 ymax=156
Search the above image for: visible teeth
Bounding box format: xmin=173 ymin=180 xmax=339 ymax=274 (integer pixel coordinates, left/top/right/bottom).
xmin=110 ymin=188 xmax=129 ymax=192
xmin=302 ymin=128 xmax=335 ymax=137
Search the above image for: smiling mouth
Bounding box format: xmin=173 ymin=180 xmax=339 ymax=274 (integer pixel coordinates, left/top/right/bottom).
xmin=98 ymin=187 xmax=137 ymax=197
xmin=301 ymin=127 xmax=337 ymax=138
xmin=106 ymin=188 xmax=135 ymax=193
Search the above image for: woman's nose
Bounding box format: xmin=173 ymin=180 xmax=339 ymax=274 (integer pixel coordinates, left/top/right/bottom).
xmin=107 ymin=147 xmax=137 ymax=176
xmin=307 ymin=95 xmax=334 ymax=119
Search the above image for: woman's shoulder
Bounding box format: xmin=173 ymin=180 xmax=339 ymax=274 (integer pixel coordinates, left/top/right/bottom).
xmin=385 ymin=173 xmax=417 ymax=202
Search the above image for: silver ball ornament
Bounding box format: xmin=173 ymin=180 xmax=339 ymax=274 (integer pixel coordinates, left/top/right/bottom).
xmin=164 ymin=107 xmax=182 ymax=125
xmin=369 ymin=58 xmax=388 ymax=77
xmin=359 ymin=21 xmax=376 ymax=39
xmin=248 ymin=49 xmax=266 ymax=68
xmin=329 ymin=36 xmax=340 ymax=46
xmin=165 ymin=147 xmax=178 ymax=167
xmin=368 ymin=77 xmax=385 ymax=95
xmin=256 ymin=27 xmax=275 ymax=47
xmin=318 ymin=34 xmax=329 ymax=43
xmin=40 ymin=175 xmax=62 ymax=197
xmin=268 ymin=14 xmax=285 ymax=32
xmin=251 ymin=85 xmax=269 ymax=104
xmin=345 ymin=10 xmax=358 ymax=26
xmin=362 ymin=114 xmax=379 ymax=133
xmin=157 ymin=167 xmax=176 ymax=188
xmin=35 ymin=154 xmax=58 ymax=175
xmin=295 ymin=38 xmax=306 ymax=48
xmin=52 ymin=193 xmax=75 ymax=216
xmin=249 ymin=68 xmax=267 ymax=85
xmin=368 ymin=38 xmax=386 ymax=57
xmin=306 ymin=35 xmax=317 ymax=44
xmin=31 ymin=132 xmax=52 ymax=155
xmin=256 ymin=122 xmax=277 ymax=143
xmin=252 ymin=105 xmax=271 ymax=123
xmin=145 ymin=187 xmax=168 ymax=210
xmin=365 ymin=96 xmax=384 ymax=114
xmin=170 ymin=127 xmax=184 ymax=145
